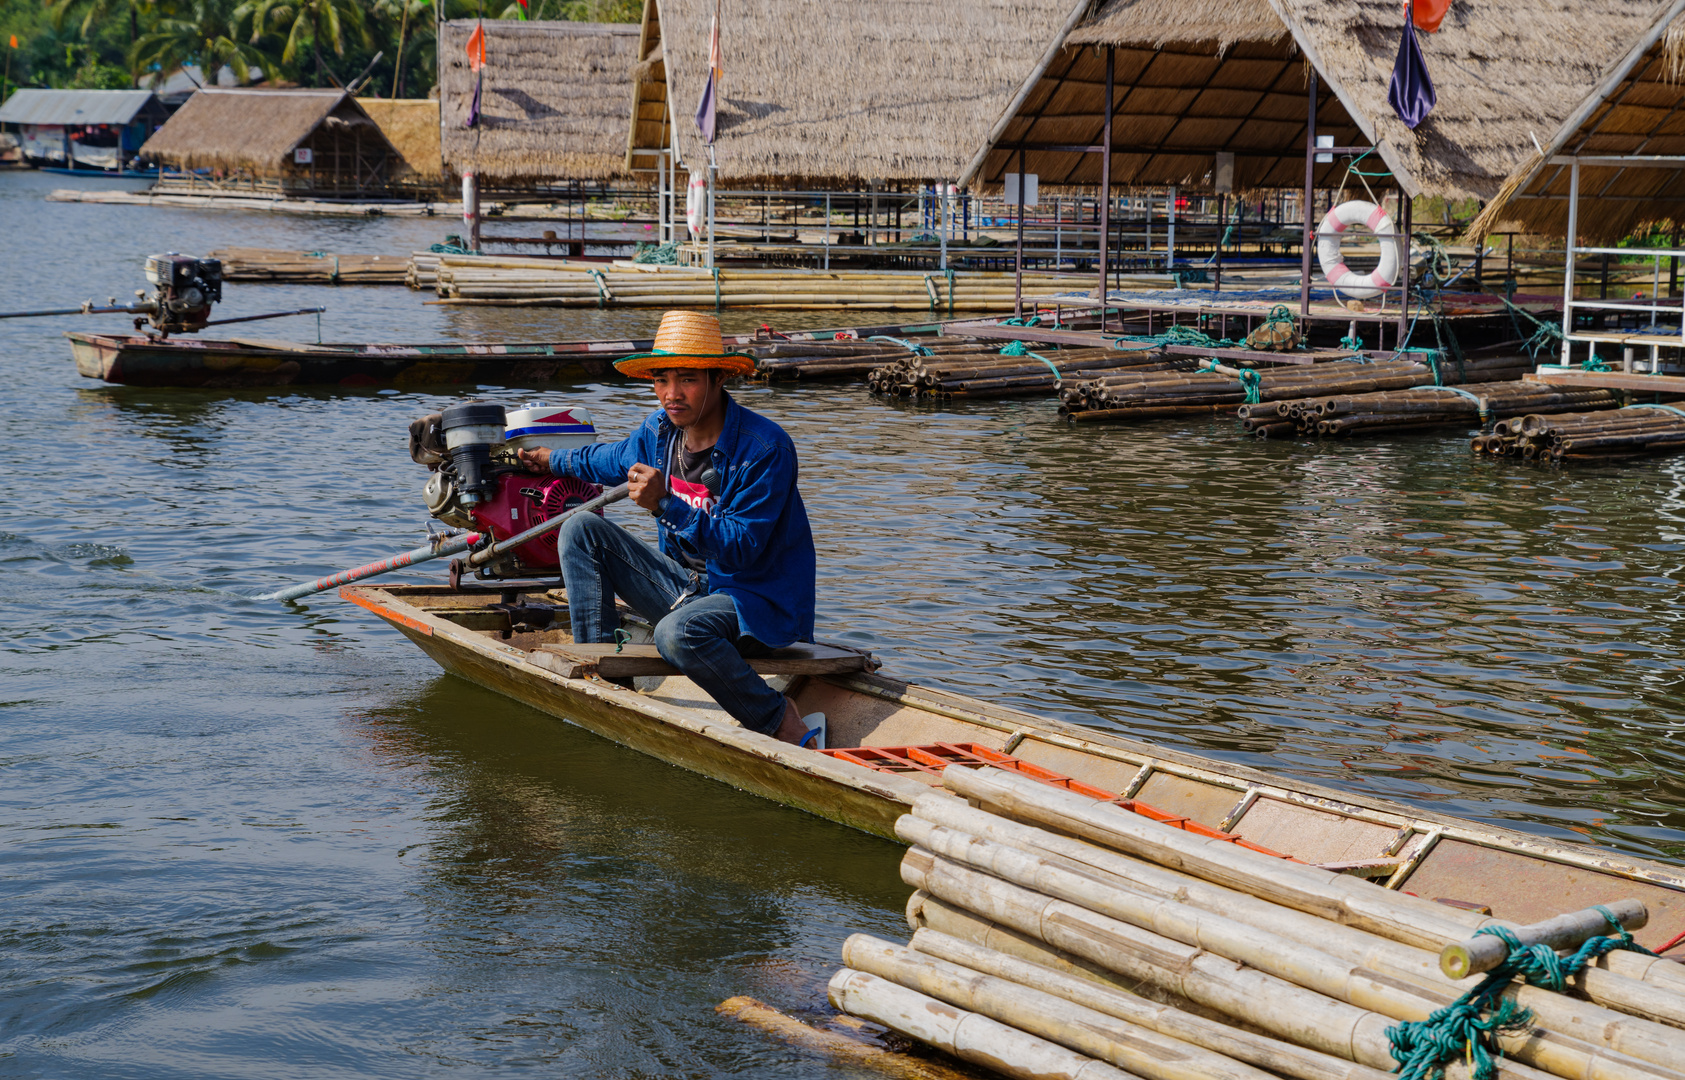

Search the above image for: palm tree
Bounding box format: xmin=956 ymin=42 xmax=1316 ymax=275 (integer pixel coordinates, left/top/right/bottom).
xmin=371 ymin=0 xmax=428 ymax=98
xmin=130 ymin=0 xmax=277 ymax=87
xmin=236 ymin=0 xmax=369 ymax=87
xmin=46 ymin=0 xmax=148 ymax=77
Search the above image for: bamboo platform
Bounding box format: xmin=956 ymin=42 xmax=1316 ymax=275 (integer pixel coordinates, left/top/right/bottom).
xmin=421 ymin=254 xmax=1106 ymax=312
xmin=209 ymin=247 xmax=411 ymax=284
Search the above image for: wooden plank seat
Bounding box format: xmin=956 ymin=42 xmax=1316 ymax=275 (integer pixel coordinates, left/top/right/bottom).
xmin=529 ymin=641 xmax=872 ymax=679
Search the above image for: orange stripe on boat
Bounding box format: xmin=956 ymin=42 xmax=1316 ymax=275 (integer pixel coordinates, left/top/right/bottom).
xmin=339 ymin=587 xmax=434 ymax=636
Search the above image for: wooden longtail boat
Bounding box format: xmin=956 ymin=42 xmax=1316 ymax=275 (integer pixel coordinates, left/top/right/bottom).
xmin=342 ymin=580 xmax=1685 ymax=951
xmin=64 ymin=318 xmax=955 ymax=388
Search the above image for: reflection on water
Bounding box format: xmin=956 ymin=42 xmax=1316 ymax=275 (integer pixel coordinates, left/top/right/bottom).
xmin=4 ymin=170 xmax=1685 ymax=1077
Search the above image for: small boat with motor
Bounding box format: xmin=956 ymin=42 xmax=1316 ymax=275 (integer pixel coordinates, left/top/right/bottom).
xmin=334 ymin=395 xmax=1685 ymax=948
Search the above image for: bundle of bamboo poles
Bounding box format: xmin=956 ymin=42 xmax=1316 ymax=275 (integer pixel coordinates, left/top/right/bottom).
xmin=867 ymin=346 xmax=1172 ymax=400
xmin=406 ymin=252 xmax=442 ymax=289
xmin=425 ymin=254 xmax=1089 ymax=310
xmin=752 ymin=338 xmax=985 ymax=381
xmin=1471 ymin=406 xmax=1685 ymax=461
xmin=208 ymin=247 xmax=409 ymax=285
xmin=1059 ymin=355 xmax=1537 ymax=424
xmin=1239 ymin=382 xmax=1623 ymax=440
xmin=829 ymin=764 xmax=1685 ymax=1080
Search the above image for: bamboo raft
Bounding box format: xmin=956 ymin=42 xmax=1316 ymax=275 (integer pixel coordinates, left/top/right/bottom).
xmin=829 ymin=766 xmax=1685 ymax=1080
xmin=1472 ymin=406 xmax=1685 ymax=461
xmin=867 ymin=345 xmax=1180 ymax=400
xmin=208 ymin=247 xmax=410 ymax=285
xmin=1058 ymin=355 xmax=1539 ymax=423
xmin=1239 ymin=382 xmax=1626 ymax=439
xmin=423 ymin=255 xmax=1094 ymax=311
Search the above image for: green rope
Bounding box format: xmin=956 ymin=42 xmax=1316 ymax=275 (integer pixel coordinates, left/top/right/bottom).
xmin=946 ymin=268 xmax=956 ymax=317
xmin=588 ymin=268 xmax=608 ymax=308
xmin=1002 ymin=315 xmax=1042 ymax=327
xmin=1198 ymin=358 xmax=1262 ymax=404
xmin=713 ymin=267 xmax=721 ymax=312
xmin=1388 ymin=907 xmax=1655 ymax=1080
xmin=612 ymin=628 xmax=631 ymax=654
xmin=1583 ymin=355 xmax=1612 ymax=372
xmin=1498 ymin=288 xmax=1566 ymax=359
xmin=1000 ymin=341 xmax=1064 ymax=382
xmin=1340 ymin=330 xmax=1364 ymax=352
xmin=633 ymin=241 xmax=679 ymax=264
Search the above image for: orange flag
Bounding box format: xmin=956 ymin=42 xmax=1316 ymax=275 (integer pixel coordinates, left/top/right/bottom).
xmin=465 ymin=24 xmax=486 ymax=72
xmin=9 ymin=35 xmax=18 ymax=48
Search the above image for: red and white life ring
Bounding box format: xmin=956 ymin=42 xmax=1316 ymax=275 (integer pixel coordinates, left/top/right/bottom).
xmin=685 ymin=169 xmax=707 ymax=240
xmin=1316 ymin=200 xmax=1401 ymax=300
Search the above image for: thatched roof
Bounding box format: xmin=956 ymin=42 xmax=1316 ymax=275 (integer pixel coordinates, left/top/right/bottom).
xmin=139 ymin=89 xmax=391 ymax=171
xmin=1471 ymin=6 xmax=1685 ymax=242
xmin=626 ymin=0 xmax=1092 ymax=184
xmin=1269 ymin=0 xmax=1676 ymax=204
xmin=969 ymin=0 xmax=1366 ymax=190
xmin=360 ymin=98 xmax=441 ymax=180
xmin=439 ymin=20 xmax=638 ymax=183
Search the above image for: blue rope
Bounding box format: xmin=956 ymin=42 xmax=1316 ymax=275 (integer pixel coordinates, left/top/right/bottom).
xmin=1625 ymin=404 xmax=1685 ymax=420
xmin=869 ymin=334 xmax=934 ymax=357
xmin=1000 ymin=340 xmax=1065 ymax=382
xmin=1388 ymin=907 xmax=1654 ymax=1080
xmin=1429 ymin=385 xmax=1489 ymax=424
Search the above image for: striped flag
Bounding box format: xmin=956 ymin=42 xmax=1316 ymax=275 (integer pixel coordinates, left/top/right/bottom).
xmin=694 ymin=0 xmax=720 ymax=144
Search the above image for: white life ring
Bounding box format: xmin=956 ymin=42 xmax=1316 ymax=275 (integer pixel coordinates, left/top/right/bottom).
xmin=685 ymin=169 xmax=706 ymax=240
xmin=1316 ymin=200 xmax=1401 ymax=300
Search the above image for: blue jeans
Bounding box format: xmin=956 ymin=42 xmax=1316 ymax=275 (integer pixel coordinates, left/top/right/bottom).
xmin=556 ymin=512 xmax=786 ymax=735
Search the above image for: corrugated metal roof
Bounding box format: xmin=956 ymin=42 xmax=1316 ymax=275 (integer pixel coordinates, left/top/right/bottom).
xmin=0 ymin=89 xmax=161 ymax=126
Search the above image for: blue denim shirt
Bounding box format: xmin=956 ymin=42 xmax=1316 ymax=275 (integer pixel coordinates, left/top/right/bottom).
xmin=551 ymin=392 xmax=816 ymax=648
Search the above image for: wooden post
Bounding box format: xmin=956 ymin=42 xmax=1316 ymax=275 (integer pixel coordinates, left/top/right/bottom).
xmin=1098 ymin=45 xmax=1114 ymax=331
xmin=1300 ymin=69 xmax=1318 ymax=318
xmin=1015 ymin=146 xmax=1026 ymax=319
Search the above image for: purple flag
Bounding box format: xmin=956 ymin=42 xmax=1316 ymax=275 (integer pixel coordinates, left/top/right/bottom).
xmin=1388 ymin=0 xmax=1436 ymax=129
xmin=694 ymin=10 xmax=719 ymax=144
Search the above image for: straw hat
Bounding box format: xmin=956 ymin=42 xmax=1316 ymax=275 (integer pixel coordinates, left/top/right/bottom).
xmin=614 ymin=311 xmax=758 ymax=379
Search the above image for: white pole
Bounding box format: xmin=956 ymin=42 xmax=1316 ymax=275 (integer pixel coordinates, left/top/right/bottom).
xmin=1167 ymin=184 xmax=1177 ymax=269
xmin=939 ymin=182 xmax=949 ymax=271
xmin=461 ymin=170 xmax=480 ymax=253
xmin=824 ymin=192 xmax=831 ymax=270
xmin=706 ymin=144 xmax=717 ymax=269
xmin=1562 ymin=159 xmax=1579 ymax=365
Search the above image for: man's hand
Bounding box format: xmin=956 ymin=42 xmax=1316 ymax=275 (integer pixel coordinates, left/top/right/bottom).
xmin=515 ymin=447 xmax=551 ymax=474
xmin=627 ymin=463 xmax=667 ymax=512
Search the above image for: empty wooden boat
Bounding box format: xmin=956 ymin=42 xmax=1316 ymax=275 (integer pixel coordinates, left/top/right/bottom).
xmin=341 ymin=580 xmax=1685 ymax=949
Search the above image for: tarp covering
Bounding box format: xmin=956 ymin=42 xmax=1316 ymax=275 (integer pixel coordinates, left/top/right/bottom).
xmin=0 ymin=89 xmax=161 ymax=126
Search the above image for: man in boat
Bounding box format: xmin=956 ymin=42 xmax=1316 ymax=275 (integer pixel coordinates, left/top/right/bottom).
xmin=516 ymin=310 xmax=821 ymax=747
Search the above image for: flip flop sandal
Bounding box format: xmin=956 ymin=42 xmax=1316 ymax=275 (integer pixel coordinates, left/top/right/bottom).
xmin=798 ymin=712 xmax=827 ymax=751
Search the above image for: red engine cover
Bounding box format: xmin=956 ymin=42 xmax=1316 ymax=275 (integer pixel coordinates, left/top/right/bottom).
xmin=468 ymin=472 xmax=602 ymax=571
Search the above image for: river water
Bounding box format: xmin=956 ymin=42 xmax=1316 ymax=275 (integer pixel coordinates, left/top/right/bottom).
xmin=4 ymin=170 xmax=1685 ymax=1078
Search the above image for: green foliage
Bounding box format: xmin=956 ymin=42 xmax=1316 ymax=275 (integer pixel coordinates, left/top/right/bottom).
xmin=0 ymin=0 xmax=640 ymax=101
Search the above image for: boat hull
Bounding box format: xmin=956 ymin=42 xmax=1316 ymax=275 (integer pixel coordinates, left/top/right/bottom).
xmin=68 ymin=332 xmax=622 ymax=388
xmin=343 ymin=582 xmax=1685 ymax=945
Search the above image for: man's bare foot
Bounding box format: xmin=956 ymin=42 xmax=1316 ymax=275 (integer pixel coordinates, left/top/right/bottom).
xmin=772 ymin=697 xmax=809 ymax=745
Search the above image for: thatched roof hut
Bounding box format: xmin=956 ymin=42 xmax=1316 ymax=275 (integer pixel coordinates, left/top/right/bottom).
xmin=964 ymin=0 xmax=1367 ymax=192
xmin=625 ymin=0 xmax=1091 ymax=184
xmin=1470 ymin=7 xmax=1685 ymax=242
xmin=139 ymin=88 xmax=394 ymax=193
xmin=439 ymin=20 xmax=638 ymax=184
xmin=359 ymin=98 xmax=442 ymax=185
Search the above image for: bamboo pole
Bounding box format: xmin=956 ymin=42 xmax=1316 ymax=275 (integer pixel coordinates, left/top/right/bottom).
xmin=939 ymin=766 xmax=1685 ymax=1011
xmin=716 ymin=996 xmax=977 ymax=1080
xmin=907 ymin=928 xmax=1397 ymax=1080
xmin=828 ymin=968 xmax=1144 ymax=1080
xmin=1443 ymin=903 xmax=1649 ymax=980
xmin=843 ymin=934 xmax=1287 ymax=1080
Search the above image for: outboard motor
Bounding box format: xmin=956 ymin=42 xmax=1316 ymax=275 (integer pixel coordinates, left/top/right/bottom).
xmin=412 ymin=401 xmax=601 ymax=581
xmin=141 ymin=253 xmax=222 ymax=335
xmin=438 ymin=402 xmax=509 ymax=505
